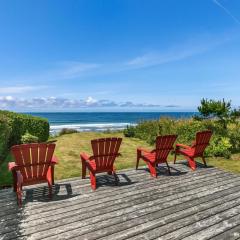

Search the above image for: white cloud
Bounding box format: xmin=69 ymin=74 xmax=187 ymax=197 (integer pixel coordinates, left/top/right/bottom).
xmin=0 ymin=86 xmax=47 ymax=94
xmin=84 ymin=96 xmax=97 ymax=105
xmin=213 ymin=0 xmax=240 ymax=25
xmin=125 ymin=34 xmax=231 ymax=69
xmin=0 ymin=96 xmax=162 ymax=110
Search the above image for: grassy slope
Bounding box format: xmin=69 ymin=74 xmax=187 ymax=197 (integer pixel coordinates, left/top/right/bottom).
xmin=53 ymin=132 xmax=152 ymax=180
xmin=1 ymin=132 xmax=240 ymax=186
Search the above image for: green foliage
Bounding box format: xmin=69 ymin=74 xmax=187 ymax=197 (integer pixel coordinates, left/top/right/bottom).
xmin=59 ymin=128 xmax=78 ymax=136
xmin=0 ymin=115 xmax=12 ymax=160
xmin=0 ymin=110 xmax=49 ymax=145
xmin=198 ymin=98 xmax=231 ymax=118
xmin=174 ymin=119 xmax=208 ymax=145
xmin=0 ymin=110 xmax=49 ymax=159
xmin=21 ymin=132 xmax=39 ymax=144
xmin=197 ymin=98 xmax=240 ymax=129
xmin=226 ymin=123 xmax=240 ymax=153
xmin=123 ymin=125 xmax=136 ymax=137
xmin=124 ymin=117 xmax=210 ymax=146
xmin=123 ymin=116 xmax=240 ymax=158
xmin=134 ymin=120 xmax=160 ymax=145
xmin=102 ymin=129 xmax=122 ymax=134
xmin=206 ymin=136 xmax=232 ymax=159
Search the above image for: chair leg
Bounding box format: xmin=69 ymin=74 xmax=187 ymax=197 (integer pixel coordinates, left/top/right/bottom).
xmin=16 ymin=184 xmax=22 ymax=207
xmin=166 ymin=161 xmax=171 ymax=175
xmin=12 ymin=171 xmax=17 ymax=192
xmin=202 ymin=156 xmax=207 ymax=167
xmin=90 ymin=172 xmax=96 ymax=190
xmin=187 ymin=157 xmax=196 ymax=170
xmin=147 ymin=162 xmax=157 ymax=178
xmin=136 ymin=149 xmax=141 ymax=170
xmin=82 ymin=161 xmax=86 ymax=179
xmin=51 ymin=165 xmax=55 ymax=185
xmin=174 ymin=152 xmax=177 ymax=164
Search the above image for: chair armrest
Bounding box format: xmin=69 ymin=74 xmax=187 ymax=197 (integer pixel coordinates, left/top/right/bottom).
xmin=176 ymin=143 xmax=191 ymax=149
xmin=8 ymin=162 xmax=17 ymax=171
xmin=80 ymin=152 xmax=91 ymax=161
xmin=51 ymin=156 xmax=58 ymax=164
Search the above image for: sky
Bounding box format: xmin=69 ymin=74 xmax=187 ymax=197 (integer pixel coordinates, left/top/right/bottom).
xmin=0 ymin=0 xmax=240 ymax=112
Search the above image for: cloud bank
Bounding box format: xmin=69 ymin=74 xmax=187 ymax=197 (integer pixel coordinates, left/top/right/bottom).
xmin=0 ymin=96 xmax=174 ymax=110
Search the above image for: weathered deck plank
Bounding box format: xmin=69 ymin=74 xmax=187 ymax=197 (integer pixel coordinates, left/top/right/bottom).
xmin=210 ymin=225 xmax=240 ymax=240
xmin=0 ymin=162 xmax=240 ymax=240
xmin=3 ymin=173 xmax=235 ymax=238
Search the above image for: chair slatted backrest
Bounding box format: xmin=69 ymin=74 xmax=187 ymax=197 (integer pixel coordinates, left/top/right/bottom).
xmin=11 ymin=143 xmax=55 ymax=181
xmin=193 ymin=130 xmax=212 ymax=156
xmin=91 ymin=138 xmax=122 ymax=170
xmin=155 ymin=135 xmax=177 ymax=162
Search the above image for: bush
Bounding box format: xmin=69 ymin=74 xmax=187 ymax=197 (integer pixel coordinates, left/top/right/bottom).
xmin=21 ymin=132 xmax=39 ymax=144
xmin=227 ymin=123 xmax=240 ymax=153
xmin=123 ymin=125 xmax=136 ymax=137
xmin=134 ymin=120 xmax=160 ymax=145
xmin=174 ymin=119 xmax=210 ymax=145
xmin=0 ymin=110 xmax=49 ymax=145
xmin=59 ymin=128 xmax=78 ymax=136
xmin=206 ymin=136 xmax=232 ymax=159
xmin=0 ymin=115 xmax=12 ymax=161
xmin=0 ymin=110 xmax=49 ymax=159
xmin=124 ymin=117 xmax=212 ymax=146
xmin=123 ymin=117 xmax=239 ymax=158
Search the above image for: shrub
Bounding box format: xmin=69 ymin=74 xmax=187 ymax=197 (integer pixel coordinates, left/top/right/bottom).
xmin=134 ymin=120 xmax=160 ymax=145
xmin=124 ymin=117 xmax=213 ymax=146
xmin=21 ymin=132 xmax=39 ymax=144
xmin=197 ymin=98 xmax=240 ymax=129
xmin=0 ymin=115 xmax=12 ymax=161
xmin=0 ymin=110 xmax=49 ymax=145
xmin=226 ymin=123 xmax=240 ymax=153
xmin=0 ymin=110 xmax=49 ymax=159
xmin=123 ymin=125 xmax=136 ymax=137
xmin=59 ymin=128 xmax=78 ymax=136
xmin=206 ymin=136 xmax=232 ymax=159
xmin=123 ymin=117 xmax=239 ymax=158
xmin=174 ymin=119 xmax=210 ymax=145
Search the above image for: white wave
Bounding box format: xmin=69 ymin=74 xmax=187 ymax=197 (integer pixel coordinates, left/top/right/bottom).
xmin=50 ymin=122 xmax=136 ymax=134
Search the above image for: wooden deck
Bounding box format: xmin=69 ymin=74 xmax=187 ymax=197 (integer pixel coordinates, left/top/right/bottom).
xmin=1 ymin=162 xmax=240 ymax=240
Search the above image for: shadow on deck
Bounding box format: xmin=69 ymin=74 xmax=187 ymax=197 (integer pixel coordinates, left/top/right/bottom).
xmin=1 ymin=161 xmax=240 ymax=240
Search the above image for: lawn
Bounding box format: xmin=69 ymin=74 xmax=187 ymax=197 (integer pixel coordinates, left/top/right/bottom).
xmin=1 ymin=132 xmax=240 ymax=187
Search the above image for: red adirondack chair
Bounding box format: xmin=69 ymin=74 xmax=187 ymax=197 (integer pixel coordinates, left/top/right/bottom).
xmin=174 ymin=130 xmax=213 ymax=170
xmin=80 ymin=137 xmax=122 ymax=190
xmin=136 ymin=135 xmax=178 ymax=177
xmin=8 ymin=143 xmax=58 ymax=206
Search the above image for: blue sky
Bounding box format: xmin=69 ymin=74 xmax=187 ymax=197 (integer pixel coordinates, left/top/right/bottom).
xmin=0 ymin=0 xmax=240 ymax=111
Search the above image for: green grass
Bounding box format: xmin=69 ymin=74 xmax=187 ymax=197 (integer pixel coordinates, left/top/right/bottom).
xmin=1 ymin=132 xmax=240 ymax=186
xmin=52 ymin=132 xmax=151 ymax=180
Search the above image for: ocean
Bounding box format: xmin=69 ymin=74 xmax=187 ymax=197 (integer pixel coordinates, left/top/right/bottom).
xmin=28 ymin=112 xmax=196 ymax=134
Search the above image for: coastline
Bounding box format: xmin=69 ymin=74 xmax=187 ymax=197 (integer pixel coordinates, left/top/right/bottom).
xmin=26 ymin=112 xmax=197 ymax=134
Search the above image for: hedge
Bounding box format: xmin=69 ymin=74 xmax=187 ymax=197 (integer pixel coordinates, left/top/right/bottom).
xmin=124 ymin=117 xmax=240 ymax=158
xmin=0 ymin=115 xmax=12 ymax=160
xmin=0 ymin=110 xmax=49 ymax=160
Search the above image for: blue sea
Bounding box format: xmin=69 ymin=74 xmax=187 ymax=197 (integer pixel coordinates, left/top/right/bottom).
xmin=28 ymin=112 xmax=196 ymax=134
